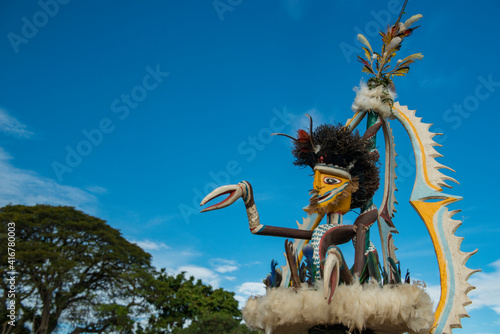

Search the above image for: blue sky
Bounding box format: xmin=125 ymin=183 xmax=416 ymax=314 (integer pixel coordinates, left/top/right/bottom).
xmin=1 ymin=0 xmax=499 ymax=332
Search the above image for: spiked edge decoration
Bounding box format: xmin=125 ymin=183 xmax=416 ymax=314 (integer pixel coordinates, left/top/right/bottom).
xmin=279 ymin=9 xmax=479 ymax=333
xmin=390 ymin=103 xmax=480 ymax=334
xmin=199 ymin=5 xmax=480 ymax=334
xmin=346 ymin=97 xmax=480 ymax=334
xmin=346 ymin=8 xmax=480 ymax=332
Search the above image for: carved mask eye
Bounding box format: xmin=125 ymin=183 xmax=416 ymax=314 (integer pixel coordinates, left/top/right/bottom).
xmin=323 ymin=177 xmax=341 ymax=185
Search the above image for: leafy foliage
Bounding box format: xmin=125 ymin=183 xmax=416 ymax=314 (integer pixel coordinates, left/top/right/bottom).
xmin=0 ymin=204 xmax=154 ymax=334
xmin=143 ymin=270 xmax=255 ymax=333
xmin=0 ymin=204 xmax=258 ymax=334
xmin=357 ymin=14 xmax=423 ymax=93
xmin=171 ymin=312 xmax=257 ymax=334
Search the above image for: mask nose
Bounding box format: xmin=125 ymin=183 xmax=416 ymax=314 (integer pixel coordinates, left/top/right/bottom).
xmin=313 ymin=170 xmax=322 ymax=190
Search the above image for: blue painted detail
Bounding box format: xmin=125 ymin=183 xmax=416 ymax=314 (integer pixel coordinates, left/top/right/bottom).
xmin=394 ymin=113 xmax=463 ymax=204
xmin=346 ymin=110 xmax=367 ymax=132
xmin=311 ymin=224 xmax=337 ymax=280
xmin=327 ymin=213 xmax=342 ymax=226
xmin=242 ymin=182 xmax=249 ymax=202
xmin=317 ymin=183 xmax=348 ymax=205
xmin=257 ymin=225 xmax=267 ymax=234
xmin=282 ymin=212 xmax=318 ymax=287
xmin=378 ymin=218 xmax=395 ymax=273
xmin=394 ymin=111 xmax=462 ymax=333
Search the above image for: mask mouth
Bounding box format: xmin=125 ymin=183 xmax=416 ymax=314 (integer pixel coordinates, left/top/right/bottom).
xmin=318 ymin=189 xmax=338 ymax=204
xmin=317 ymin=184 xmax=348 ymax=203
xmin=317 ymin=192 xmax=331 ymax=202
xmin=307 ymin=179 xmax=360 ymax=215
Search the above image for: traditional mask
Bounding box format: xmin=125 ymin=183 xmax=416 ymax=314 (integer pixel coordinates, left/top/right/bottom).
xmin=311 ymin=164 xmax=353 ymax=215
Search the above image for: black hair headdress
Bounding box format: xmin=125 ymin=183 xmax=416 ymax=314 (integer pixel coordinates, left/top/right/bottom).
xmin=275 ymin=118 xmax=380 ymax=209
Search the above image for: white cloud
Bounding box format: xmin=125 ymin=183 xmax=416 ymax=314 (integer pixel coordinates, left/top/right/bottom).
xmin=424 ymin=283 xmax=441 ymax=311
xmin=237 ymin=282 xmax=266 ymax=296
xmin=235 ymin=281 xmax=266 ymax=307
xmin=177 ymin=265 xmax=222 ymax=288
xmin=468 ymin=259 xmax=500 ymax=315
xmin=0 ymin=108 xmax=34 ymax=138
xmin=85 ymin=185 xmax=108 ymax=194
xmin=215 ymin=265 xmax=239 ymax=273
xmin=0 ymin=147 xmax=98 ymax=213
xmin=153 ymin=260 xmax=242 ymax=291
xmin=421 ymin=259 xmax=500 ymax=317
xmin=132 ymin=240 xmax=171 ymax=251
xmin=146 ymin=246 xmax=203 ymax=272
xmin=291 ymin=108 xmax=327 ymax=133
xmin=210 ymin=258 xmax=239 ymax=273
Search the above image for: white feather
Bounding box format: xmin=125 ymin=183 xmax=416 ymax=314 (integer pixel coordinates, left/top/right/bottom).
xmin=352 ymin=82 xmax=397 ymax=119
xmin=243 ymin=281 xmax=434 ymax=334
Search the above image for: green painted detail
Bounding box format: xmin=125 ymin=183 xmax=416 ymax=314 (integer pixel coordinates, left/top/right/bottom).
xmin=366 ymin=110 xmax=378 ymax=148
xmin=360 ymin=110 xmax=379 ymax=238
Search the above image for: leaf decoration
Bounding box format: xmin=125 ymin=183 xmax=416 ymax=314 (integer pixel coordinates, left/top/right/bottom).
xmin=403 ymin=14 xmax=423 ymax=29
xmin=362 ymin=46 xmax=372 ymax=62
xmin=391 ymin=67 xmax=410 ymax=76
xmin=263 ymin=260 xmax=283 ymax=288
xmin=301 ymin=244 xmax=316 ymax=286
xmin=362 ymin=66 xmax=374 ymax=74
xmin=355 ymin=13 xmax=423 ymax=90
xmin=400 ymin=53 xmax=424 ymax=63
xmin=357 ymin=34 xmax=373 ymax=54
xmin=366 ymin=252 xmax=381 ymax=282
xmin=388 ymin=257 xmax=401 ymax=284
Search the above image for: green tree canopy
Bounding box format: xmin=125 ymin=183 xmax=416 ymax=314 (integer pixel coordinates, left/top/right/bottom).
xmin=142 ymin=270 xmax=258 ymax=334
xmin=172 ymin=312 xmax=257 ymax=334
xmin=1 ymin=204 xmax=259 ymax=334
xmin=0 ymin=204 xmax=154 ymax=334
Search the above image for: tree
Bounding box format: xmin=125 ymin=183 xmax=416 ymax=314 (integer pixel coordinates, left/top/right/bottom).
xmin=173 ymin=312 xmax=257 ymax=334
xmin=0 ymin=204 xmax=154 ymax=334
xmin=142 ymin=270 xmax=258 ymax=334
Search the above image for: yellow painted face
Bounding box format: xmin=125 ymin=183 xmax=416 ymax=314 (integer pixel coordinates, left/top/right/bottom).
xmin=312 ymin=166 xmax=352 ymax=215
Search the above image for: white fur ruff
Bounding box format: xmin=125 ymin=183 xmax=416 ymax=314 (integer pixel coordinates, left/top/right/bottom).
xmin=243 ymin=281 xmax=434 ymax=334
xmin=352 ymin=82 xmax=396 ymax=119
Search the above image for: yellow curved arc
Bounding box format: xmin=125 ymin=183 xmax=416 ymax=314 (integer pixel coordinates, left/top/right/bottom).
xmin=410 ymin=197 xmax=458 ymax=332
xmin=344 ymin=110 xmax=367 ymax=131
xmin=393 ymin=105 xmax=442 ymax=192
xmin=297 ymin=213 xmax=324 ymax=263
xmin=345 ymin=111 xmax=361 ymax=128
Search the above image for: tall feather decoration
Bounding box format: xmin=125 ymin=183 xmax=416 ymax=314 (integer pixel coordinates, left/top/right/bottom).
xmin=302 ymin=243 xmax=316 ymax=286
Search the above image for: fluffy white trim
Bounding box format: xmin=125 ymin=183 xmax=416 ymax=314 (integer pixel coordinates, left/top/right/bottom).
xmin=243 ymin=281 xmax=434 ymax=334
xmin=352 ymin=82 xmax=397 ymax=119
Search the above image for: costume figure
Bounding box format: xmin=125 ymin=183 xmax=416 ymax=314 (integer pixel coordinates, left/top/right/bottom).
xmin=200 ymin=5 xmax=478 ymax=334
xmin=201 ymin=120 xmax=382 ymax=303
